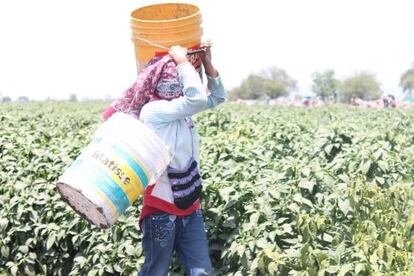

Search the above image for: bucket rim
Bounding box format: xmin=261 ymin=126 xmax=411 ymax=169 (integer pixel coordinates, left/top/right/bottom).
xmin=131 ymin=26 xmax=202 ymax=35
xmin=130 ymin=19 xmax=203 ymax=30
xmin=130 ymin=3 xmax=201 ymax=24
xmin=131 ymin=34 xmax=202 ymax=45
xmin=131 ymin=30 xmax=204 ymax=43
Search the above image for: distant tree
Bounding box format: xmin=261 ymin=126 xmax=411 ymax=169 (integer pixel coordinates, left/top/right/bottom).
xmin=338 ymin=72 xmax=382 ymax=103
xmin=293 ymin=94 xmax=303 ymax=101
xmin=2 ymin=96 xmax=11 ymax=102
xmin=260 ymin=66 xmax=297 ymax=98
xmin=17 ymin=96 xmax=29 ymax=102
xmin=230 ymin=74 xmax=266 ymax=100
xmin=69 ymin=93 xmax=78 ymax=102
xmin=312 ymin=70 xmax=340 ymax=101
xmin=400 ymin=63 xmax=414 ymax=97
xmin=230 ymin=66 xmax=297 ymax=100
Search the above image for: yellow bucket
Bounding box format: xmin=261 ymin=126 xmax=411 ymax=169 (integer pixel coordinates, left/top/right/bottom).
xmin=57 ymin=113 xmax=171 ymax=228
xmin=130 ymin=3 xmax=203 ymax=73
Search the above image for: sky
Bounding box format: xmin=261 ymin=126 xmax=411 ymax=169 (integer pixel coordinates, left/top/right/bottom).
xmin=0 ymin=0 xmax=413 ymax=101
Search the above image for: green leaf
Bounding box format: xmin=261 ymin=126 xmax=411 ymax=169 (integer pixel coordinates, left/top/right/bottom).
xmin=378 ymin=160 xmax=389 ymax=172
xmin=338 ymin=199 xmax=352 ymax=216
xmin=325 ymin=266 xmax=339 ymax=273
xmin=325 ymin=144 xmax=333 ymax=155
xmin=11 ymin=265 xmax=18 ymax=276
xmin=251 ymin=258 xmax=259 ymax=271
xmin=222 ymin=216 xmax=236 ymax=228
xmin=250 ymin=213 xmax=260 ymax=225
xmin=256 ymin=238 xmax=268 ymax=249
xmin=268 ymin=190 xmax=281 ymax=200
xmin=282 ymin=238 xmax=298 ymax=245
xmin=301 ymin=197 xmax=313 ymax=208
xmin=74 ymin=256 xmax=87 ymax=268
xmin=338 ymin=263 xmax=353 ymax=276
xmin=87 ymin=269 xmax=98 ymax=276
xmin=355 ymin=263 xmax=366 ymax=274
xmin=335 ymin=240 xmax=346 ymax=256
xmin=126 ymin=245 xmax=135 ymax=256
xmin=338 ymin=174 xmax=349 ymax=183
xmin=267 ymin=262 xmax=278 ymax=274
xmin=373 ymin=149 xmax=383 ymax=160
xmin=1 ymin=246 xmax=10 ymax=258
xmin=46 ymin=234 xmax=56 ymax=250
xmin=360 ymin=160 xmax=371 ymax=175
xmin=282 ymin=223 xmax=293 ymax=234
xmin=114 ymin=264 xmax=122 ymax=273
xmin=298 ymin=180 xmax=314 ymax=193
xmin=105 ymin=264 xmax=114 ymax=273
xmin=219 ymin=187 xmax=235 ymax=202
xmin=302 ymin=167 xmax=311 ymax=177
xmin=223 ymin=199 xmax=238 ymax=210
xmin=24 ymin=264 xmax=36 ymax=276
xmin=375 ymin=176 xmax=385 ymax=185
xmin=322 ymin=233 xmax=333 ymax=243
xmin=0 ymin=218 xmax=9 ymax=230
xmin=19 ymin=245 xmax=29 ymax=254
xmin=29 ymin=252 xmax=37 ymax=260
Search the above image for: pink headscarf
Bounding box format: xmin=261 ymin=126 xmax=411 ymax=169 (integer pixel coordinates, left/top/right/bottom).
xmin=103 ymin=55 xmax=183 ymax=120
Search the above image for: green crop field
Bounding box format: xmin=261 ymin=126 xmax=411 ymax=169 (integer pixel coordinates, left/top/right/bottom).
xmin=1 ymin=102 xmax=414 ymax=275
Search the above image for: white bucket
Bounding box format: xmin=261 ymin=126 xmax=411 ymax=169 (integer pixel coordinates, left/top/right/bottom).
xmin=56 ymin=113 xmax=171 ymax=228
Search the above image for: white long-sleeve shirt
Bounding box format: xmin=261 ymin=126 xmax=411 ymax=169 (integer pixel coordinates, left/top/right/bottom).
xmin=139 ymin=61 xmax=226 ymax=208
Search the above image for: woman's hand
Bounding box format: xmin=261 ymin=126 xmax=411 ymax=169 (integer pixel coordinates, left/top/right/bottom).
xmin=200 ymin=39 xmax=213 ymax=63
xmin=200 ymin=39 xmax=218 ymax=78
xmin=169 ymin=45 xmax=188 ymax=65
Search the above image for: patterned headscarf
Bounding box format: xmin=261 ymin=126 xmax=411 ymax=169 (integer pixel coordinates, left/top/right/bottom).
xmin=109 ymin=55 xmax=183 ymax=118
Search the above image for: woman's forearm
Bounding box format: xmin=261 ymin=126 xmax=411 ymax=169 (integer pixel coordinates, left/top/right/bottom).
xmin=203 ymin=59 xmax=218 ymax=78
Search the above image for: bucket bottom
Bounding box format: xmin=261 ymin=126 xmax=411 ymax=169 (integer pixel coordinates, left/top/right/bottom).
xmin=57 ymin=182 xmax=110 ymax=229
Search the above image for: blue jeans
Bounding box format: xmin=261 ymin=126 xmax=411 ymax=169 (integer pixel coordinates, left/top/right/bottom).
xmin=138 ymin=209 xmax=212 ymax=276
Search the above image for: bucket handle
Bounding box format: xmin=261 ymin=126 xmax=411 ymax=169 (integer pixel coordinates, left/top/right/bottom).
xmin=134 ymin=36 xmax=206 ymax=55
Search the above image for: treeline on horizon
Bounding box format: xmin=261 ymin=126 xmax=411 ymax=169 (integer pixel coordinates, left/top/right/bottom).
xmin=1 ymin=63 xmax=414 ymax=103
xmin=230 ymin=62 xmax=414 ymax=103
xmin=0 ymin=95 xmax=109 ymax=103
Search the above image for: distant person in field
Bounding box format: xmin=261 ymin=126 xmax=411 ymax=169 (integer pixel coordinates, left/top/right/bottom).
xmin=333 ymin=91 xmax=338 ymax=103
xmin=103 ymin=40 xmax=226 ymax=275
xmin=389 ymin=94 xmax=396 ymax=108
xmin=303 ymin=96 xmax=311 ymax=107
xmin=382 ymin=95 xmax=389 ymax=108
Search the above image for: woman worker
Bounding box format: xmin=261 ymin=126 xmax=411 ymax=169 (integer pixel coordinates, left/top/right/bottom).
xmin=103 ymin=41 xmax=226 ymax=275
